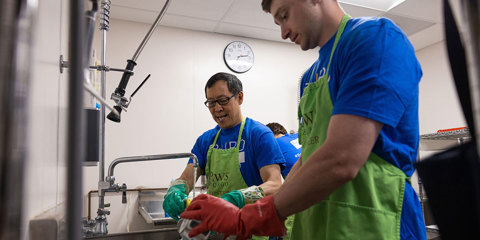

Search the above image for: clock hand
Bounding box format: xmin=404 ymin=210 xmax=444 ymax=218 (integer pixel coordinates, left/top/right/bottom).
xmin=236 ymin=55 xmax=249 ymax=60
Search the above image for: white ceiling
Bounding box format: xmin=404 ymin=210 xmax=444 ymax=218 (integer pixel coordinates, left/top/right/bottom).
xmin=108 ymin=0 xmax=443 ymax=51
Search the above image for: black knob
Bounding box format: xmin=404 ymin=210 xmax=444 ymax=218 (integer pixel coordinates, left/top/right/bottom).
xmin=122 ymin=183 xmax=127 ymax=204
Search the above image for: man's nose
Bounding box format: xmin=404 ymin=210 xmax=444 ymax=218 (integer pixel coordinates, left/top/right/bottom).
xmin=213 ymin=102 xmax=223 ymax=111
xmin=281 ymin=25 xmax=290 ymax=40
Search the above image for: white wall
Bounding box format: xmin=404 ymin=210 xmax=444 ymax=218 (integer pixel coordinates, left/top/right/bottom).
xmin=417 ymin=41 xmax=466 ymax=134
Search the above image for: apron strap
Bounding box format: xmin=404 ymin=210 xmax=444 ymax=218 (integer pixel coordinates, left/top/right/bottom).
xmin=211 ymin=117 xmax=247 ymax=152
xmin=325 ymin=14 xmax=351 ymax=78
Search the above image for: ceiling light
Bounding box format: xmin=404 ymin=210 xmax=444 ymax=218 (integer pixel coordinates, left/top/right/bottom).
xmin=339 ymin=0 xmax=406 ymax=11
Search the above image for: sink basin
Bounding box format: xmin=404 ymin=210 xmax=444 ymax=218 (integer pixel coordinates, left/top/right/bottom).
xmin=84 ymin=227 xmax=180 ymax=240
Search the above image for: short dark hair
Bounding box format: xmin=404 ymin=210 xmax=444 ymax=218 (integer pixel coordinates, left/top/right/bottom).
xmin=205 ymin=72 xmax=243 ymax=97
xmin=266 ymin=122 xmax=287 ymax=135
xmin=261 ymin=0 xmax=273 ymax=13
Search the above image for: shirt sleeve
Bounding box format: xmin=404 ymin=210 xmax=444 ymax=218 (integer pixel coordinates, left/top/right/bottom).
xmin=252 ymin=126 xmax=286 ymax=171
xmin=332 ymin=19 xmax=421 ymax=128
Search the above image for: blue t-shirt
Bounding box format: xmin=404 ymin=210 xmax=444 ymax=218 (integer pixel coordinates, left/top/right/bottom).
xmin=276 ymin=133 xmax=301 ymax=177
xmin=188 ymin=117 xmax=285 ymax=186
xmin=300 ymin=17 xmax=425 ymax=239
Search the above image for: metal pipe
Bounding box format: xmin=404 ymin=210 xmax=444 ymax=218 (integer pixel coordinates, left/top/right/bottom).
xmin=99 ymin=0 xmax=110 ymax=210
xmin=131 ymin=0 xmax=171 ymax=62
xmin=67 ymin=0 xmax=86 ymax=239
xmin=0 ymin=0 xmax=36 ymax=238
xmin=108 ymin=153 xmax=198 ymax=178
xmin=107 ymin=153 xmax=199 ymax=199
xmin=0 ymin=0 xmax=20 ymax=238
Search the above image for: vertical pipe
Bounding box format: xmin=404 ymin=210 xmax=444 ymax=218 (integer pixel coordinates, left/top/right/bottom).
xmin=99 ymin=28 xmax=106 ymax=210
xmin=67 ymin=0 xmax=85 ymax=239
xmin=0 ymin=0 xmax=35 ymax=239
xmin=0 ymin=0 xmax=20 ymax=238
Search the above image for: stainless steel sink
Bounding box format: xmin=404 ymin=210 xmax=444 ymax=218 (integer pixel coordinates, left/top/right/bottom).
xmin=84 ymin=226 xmax=180 ymax=240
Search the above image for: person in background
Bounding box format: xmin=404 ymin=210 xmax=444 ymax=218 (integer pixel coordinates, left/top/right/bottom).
xmin=181 ymin=0 xmax=426 ymax=239
xmin=163 ymin=72 xmax=285 ymax=240
xmin=266 ymin=123 xmax=301 ymax=178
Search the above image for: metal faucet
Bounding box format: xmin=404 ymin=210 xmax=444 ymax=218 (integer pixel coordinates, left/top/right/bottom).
xmin=84 ymin=153 xmax=199 ymax=236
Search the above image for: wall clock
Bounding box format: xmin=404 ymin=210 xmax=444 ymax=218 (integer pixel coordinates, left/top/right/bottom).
xmin=223 ymin=41 xmax=254 ymax=73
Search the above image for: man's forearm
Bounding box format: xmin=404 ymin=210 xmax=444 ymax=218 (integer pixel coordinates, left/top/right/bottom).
xmin=258 ymin=164 xmax=283 ymax=195
xmin=259 ymin=180 xmax=282 ymax=195
xmin=285 ymin=157 xmax=302 ymax=181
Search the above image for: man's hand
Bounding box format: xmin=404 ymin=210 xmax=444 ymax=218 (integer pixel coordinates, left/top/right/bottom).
xmin=163 ymin=181 xmax=188 ymax=221
xmin=221 ymin=186 xmax=264 ymax=208
xmin=180 ymin=194 xmax=286 ymax=239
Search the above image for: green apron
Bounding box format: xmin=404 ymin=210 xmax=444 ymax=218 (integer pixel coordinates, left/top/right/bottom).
xmin=205 ymin=117 xmax=267 ymax=240
xmin=292 ymin=14 xmax=409 ymax=240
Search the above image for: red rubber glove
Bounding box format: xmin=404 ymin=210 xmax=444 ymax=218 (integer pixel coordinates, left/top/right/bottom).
xmin=180 ymin=194 xmax=286 ymax=239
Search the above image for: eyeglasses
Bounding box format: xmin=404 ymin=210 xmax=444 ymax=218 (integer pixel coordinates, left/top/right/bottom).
xmin=204 ymin=94 xmax=237 ymax=108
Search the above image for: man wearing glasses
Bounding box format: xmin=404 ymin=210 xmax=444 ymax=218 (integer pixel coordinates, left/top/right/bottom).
xmin=163 ymin=72 xmax=285 ymax=234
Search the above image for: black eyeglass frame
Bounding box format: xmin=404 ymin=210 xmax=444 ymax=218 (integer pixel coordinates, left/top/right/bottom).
xmin=204 ymin=94 xmax=237 ymax=108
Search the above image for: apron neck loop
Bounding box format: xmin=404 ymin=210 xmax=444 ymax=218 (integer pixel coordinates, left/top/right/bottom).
xmin=325 ymin=14 xmax=351 ymax=78
xmin=212 ymin=117 xmax=247 ymax=152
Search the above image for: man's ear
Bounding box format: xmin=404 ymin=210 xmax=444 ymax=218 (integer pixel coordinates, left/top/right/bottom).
xmin=237 ymin=91 xmax=244 ymax=105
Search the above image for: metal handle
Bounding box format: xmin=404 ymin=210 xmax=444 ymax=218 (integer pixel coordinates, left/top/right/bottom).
xmin=121 ymin=183 xmax=127 ymax=204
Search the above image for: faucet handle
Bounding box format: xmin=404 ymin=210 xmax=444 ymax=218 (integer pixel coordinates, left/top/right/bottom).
xmin=121 ymin=183 xmax=127 ymax=204
xmin=97 ymin=208 xmax=110 ymax=216
xmin=105 ymin=175 xmax=115 ymax=182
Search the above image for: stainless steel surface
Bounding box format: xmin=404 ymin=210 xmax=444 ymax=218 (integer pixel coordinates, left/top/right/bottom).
xmin=131 ymin=0 xmax=171 ymax=62
xmin=67 ymin=0 xmax=86 ymax=239
xmin=90 ymin=153 xmax=198 ymax=236
xmin=84 ymin=227 xmax=180 ymax=240
xmin=426 ymin=225 xmax=441 ymax=240
xmin=99 ymin=0 xmax=110 ymax=31
xmin=419 ymin=128 xmax=471 ymax=151
xmin=99 ymin=0 xmax=110 ymax=214
xmin=0 ymin=0 xmax=36 ymax=238
xmin=138 ymin=190 xmax=172 ymax=225
xmin=137 ymin=188 xmax=205 ymax=226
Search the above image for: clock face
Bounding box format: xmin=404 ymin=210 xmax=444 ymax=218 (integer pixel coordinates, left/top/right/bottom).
xmin=223 ymin=41 xmax=254 ymax=73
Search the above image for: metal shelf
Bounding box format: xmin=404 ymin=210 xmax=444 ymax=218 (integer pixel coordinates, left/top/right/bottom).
xmin=420 ymin=128 xmax=471 ymax=151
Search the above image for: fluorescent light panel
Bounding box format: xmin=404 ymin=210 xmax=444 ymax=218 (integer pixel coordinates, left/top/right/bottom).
xmin=339 ymin=0 xmax=406 ymax=11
